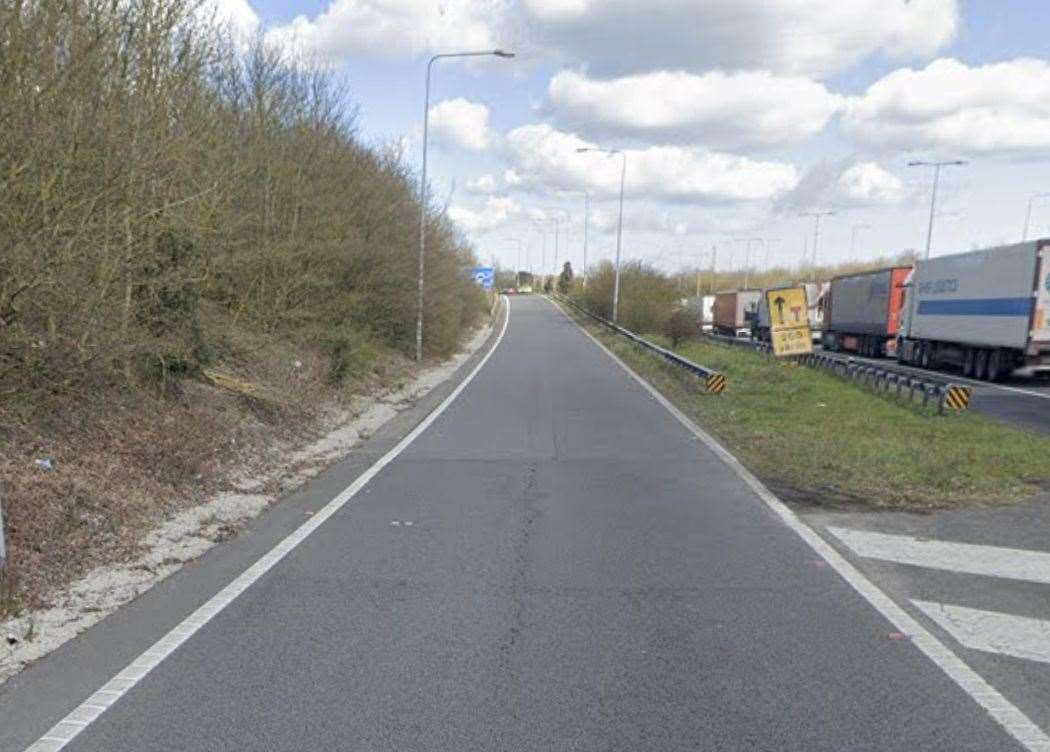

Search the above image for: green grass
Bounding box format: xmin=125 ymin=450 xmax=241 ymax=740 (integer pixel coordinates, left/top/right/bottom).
xmin=571 ymin=311 xmax=1050 ymax=509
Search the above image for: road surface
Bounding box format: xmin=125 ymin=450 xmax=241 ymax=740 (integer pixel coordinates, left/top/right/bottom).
xmin=1 ymin=295 xmax=1037 ymax=751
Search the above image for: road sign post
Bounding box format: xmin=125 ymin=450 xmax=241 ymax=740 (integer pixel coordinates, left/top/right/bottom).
xmin=766 ymin=286 xmax=813 ymax=357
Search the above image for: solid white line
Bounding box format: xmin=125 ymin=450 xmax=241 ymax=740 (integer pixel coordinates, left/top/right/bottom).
xmin=914 ymin=601 xmax=1050 ymax=665
xmin=829 ymin=527 xmax=1050 ymax=586
xmin=549 ymin=297 xmax=1050 ymax=751
xmin=24 ymin=298 xmax=511 ymax=752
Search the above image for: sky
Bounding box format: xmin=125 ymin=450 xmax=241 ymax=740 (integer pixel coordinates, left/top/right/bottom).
xmin=210 ymin=0 xmax=1050 ymax=277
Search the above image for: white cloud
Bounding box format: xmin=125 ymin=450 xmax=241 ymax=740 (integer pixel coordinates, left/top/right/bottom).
xmin=448 ymin=196 xmax=521 ymax=233
xmin=266 ymin=0 xmax=505 ymax=62
xmin=519 ymin=0 xmax=958 ymax=77
xmin=844 ymin=58 xmax=1050 ymax=155
xmin=429 ymin=99 xmax=493 ymax=152
xmin=837 ymin=162 xmax=906 ymax=204
xmin=503 ymin=124 xmax=798 ymax=202
xmin=776 ymin=160 xmax=907 ymax=212
xmin=263 ymin=0 xmax=955 ymax=76
xmin=197 ymin=0 xmax=260 ymax=38
xmin=465 ymin=174 xmax=498 ymax=194
xmin=547 ymin=69 xmax=842 ymax=147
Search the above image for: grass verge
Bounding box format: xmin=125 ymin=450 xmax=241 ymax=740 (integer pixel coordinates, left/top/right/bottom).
xmin=561 ymin=303 xmax=1050 ymax=510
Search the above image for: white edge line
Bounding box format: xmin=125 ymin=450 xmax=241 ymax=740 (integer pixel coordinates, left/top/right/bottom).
xmin=548 ymin=296 xmax=1050 ymax=752
xmin=24 ymin=297 xmax=512 ymax=752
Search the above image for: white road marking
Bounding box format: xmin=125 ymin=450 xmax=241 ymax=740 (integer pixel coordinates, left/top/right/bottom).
xmin=829 ymin=527 xmax=1050 ymax=586
xmin=24 ymin=299 xmax=512 ymax=752
xmin=914 ymin=601 xmax=1050 ymax=665
xmin=551 ymin=297 xmax=1050 ymax=751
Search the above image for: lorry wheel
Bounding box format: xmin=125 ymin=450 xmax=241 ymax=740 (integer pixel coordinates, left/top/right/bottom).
xmin=919 ymin=342 xmax=932 ymax=369
xmin=962 ymin=348 xmax=975 ymax=378
xmin=974 ymin=349 xmax=989 ymax=380
xmin=987 ymin=350 xmax=1003 ymax=382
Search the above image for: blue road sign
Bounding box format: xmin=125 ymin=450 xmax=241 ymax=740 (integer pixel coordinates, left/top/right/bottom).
xmin=472 ymin=266 xmax=495 ymax=291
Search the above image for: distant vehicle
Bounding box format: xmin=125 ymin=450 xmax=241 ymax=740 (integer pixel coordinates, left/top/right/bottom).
xmin=517 ymin=285 xmax=533 ymax=294
xmin=713 ymin=289 xmax=761 ymax=337
xmin=753 ymin=283 xmax=824 ymax=343
xmin=680 ymin=295 xmax=717 ymax=331
xmin=820 ymin=266 xmax=911 ymax=357
xmin=897 ymin=239 xmax=1050 ymax=380
xmin=501 ymin=287 xmax=516 ymax=295
xmin=701 ymin=294 xmax=716 ymax=331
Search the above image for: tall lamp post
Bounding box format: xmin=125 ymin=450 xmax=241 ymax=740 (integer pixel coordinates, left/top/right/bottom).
xmin=416 ymin=49 xmax=514 ymax=362
xmin=733 ymin=237 xmax=763 ymax=288
xmin=849 ymin=222 xmax=871 ymax=262
xmin=543 ymin=207 xmax=571 ymax=273
xmin=1022 ymin=192 xmax=1050 ymax=241
xmin=799 ymin=210 xmax=836 ymax=280
xmin=577 ymin=147 xmax=627 ymax=323
xmin=907 ymin=159 xmax=966 ymax=259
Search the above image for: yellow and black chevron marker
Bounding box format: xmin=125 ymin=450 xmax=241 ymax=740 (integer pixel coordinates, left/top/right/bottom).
xmin=705 ymin=372 xmax=727 ymax=394
xmin=944 ymin=385 xmax=972 ymax=411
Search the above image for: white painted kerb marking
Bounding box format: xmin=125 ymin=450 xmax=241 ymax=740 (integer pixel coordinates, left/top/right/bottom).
xmin=24 ymin=299 xmax=512 ymax=752
xmin=550 ymin=297 xmax=1050 ymax=751
xmin=830 ymin=527 xmax=1050 ymax=586
xmin=914 ymin=601 xmax=1050 ymax=665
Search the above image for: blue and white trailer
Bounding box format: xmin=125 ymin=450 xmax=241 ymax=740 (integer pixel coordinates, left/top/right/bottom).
xmin=897 ymin=239 xmax=1050 ymax=380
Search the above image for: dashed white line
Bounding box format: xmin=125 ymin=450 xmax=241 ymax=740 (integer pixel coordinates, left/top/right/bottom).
xmin=23 ymin=298 xmax=511 ymax=752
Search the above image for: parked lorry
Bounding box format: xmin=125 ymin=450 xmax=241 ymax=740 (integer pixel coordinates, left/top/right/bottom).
xmin=820 ymin=266 xmax=911 ymax=357
xmin=680 ymin=295 xmax=716 ymax=330
xmin=896 ymin=239 xmax=1050 ymax=380
xmin=713 ymin=289 xmax=761 ymax=336
xmin=753 ymin=283 xmax=825 ymax=343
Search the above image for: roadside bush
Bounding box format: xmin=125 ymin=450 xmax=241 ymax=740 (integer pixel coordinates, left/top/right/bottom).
xmin=664 ymin=308 xmax=697 ymax=347
xmin=576 ymin=261 xmax=678 ymax=335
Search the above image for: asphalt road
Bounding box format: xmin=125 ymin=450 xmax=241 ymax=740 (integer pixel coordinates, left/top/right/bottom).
xmin=1 ymin=296 xmax=1034 ymax=751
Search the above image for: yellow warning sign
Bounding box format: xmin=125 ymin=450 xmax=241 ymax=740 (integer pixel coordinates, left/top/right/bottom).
xmin=766 ymin=286 xmax=813 ymax=357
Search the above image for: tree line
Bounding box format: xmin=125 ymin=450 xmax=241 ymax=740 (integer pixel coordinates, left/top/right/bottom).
xmin=0 ymin=0 xmax=486 ymax=405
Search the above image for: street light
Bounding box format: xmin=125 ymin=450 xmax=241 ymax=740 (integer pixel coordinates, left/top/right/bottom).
xmin=503 ymin=238 xmax=523 ymax=282
xmin=799 ymin=210 xmax=836 ymax=279
xmin=416 ymin=49 xmax=514 ymax=363
xmin=542 ymin=207 xmax=571 ymax=273
xmin=1022 ymin=192 xmax=1050 ymax=241
xmin=577 ymin=147 xmax=627 ymax=323
xmin=849 ymin=222 xmax=871 ymax=261
xmin=732 ymin=237 xmax=764 ymax=288
xmin=907 ymin=159 xmax=966 ymax=259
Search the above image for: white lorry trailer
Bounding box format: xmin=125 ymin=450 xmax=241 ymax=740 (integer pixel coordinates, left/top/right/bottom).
xmin=896 ymin=239 xmax=1050 ymax=380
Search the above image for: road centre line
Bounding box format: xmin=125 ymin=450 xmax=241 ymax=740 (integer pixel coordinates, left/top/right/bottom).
xmin=830 ymin=527 xmax=1050 ymax=586
xmin=550 ymin=297 xmax=1050 ymax=751
xmin=23 ymin=299 xmax=511 ymax=752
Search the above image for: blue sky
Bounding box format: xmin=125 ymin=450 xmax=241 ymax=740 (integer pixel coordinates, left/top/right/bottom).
xmin=218 ymin=0 xmax=1050 ymax=275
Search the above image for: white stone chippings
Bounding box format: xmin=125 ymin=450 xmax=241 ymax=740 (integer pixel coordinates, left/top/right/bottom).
xmin=0 ymin=320 xmax=494 ymax=686
xmin=16 ymin=300 xmax=509 ymax=752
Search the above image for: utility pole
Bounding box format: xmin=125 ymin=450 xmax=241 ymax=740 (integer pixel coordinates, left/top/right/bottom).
xmin=908 ymin=160 xmax=966 ymax=258
xmin=799 ymin=210 xmax=836 ymax=280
